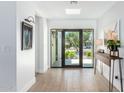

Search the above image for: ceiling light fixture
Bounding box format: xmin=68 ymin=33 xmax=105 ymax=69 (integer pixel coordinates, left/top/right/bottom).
xmin=65 ymin=9 xmax=80 ymax=15
xmin=70 ymin=1 xmax=78 ymax=5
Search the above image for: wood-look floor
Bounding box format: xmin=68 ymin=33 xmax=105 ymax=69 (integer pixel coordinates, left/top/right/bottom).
xmin=28 ymin=68 xmax=118 ymax=92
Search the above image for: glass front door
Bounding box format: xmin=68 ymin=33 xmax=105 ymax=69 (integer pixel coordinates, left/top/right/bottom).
xmin=62 ymin=30 xmax=82 ymax=67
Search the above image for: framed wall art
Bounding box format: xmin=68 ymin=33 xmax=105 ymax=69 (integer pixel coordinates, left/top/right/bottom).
xmin=21 ymin=21 xmax=33 ymax=50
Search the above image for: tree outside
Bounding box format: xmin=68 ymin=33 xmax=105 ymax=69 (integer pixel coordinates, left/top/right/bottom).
xmin=65 ymin=32 xmax=92 ymax=59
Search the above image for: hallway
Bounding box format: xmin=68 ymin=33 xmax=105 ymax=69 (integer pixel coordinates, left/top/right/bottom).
xmin=29 ymin=68 xmax=118 ymax=92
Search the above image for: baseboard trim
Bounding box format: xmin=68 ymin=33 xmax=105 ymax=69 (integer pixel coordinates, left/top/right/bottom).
xmin=19 ymin=77 xmax=36 ymax=92
xmin=38 ymin=68 xmax=48 ymax=73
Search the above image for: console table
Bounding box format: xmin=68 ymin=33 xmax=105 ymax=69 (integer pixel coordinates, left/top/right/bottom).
xmin=94 ymin=52 xmax=123 ymax=92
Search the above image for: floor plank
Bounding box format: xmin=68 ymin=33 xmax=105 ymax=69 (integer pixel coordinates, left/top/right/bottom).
xmin=28 ymin=68 xmax=118 ymax=92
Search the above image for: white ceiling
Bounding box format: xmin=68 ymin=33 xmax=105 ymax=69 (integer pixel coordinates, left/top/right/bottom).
xmin=37 ymin=1 xmax=116 ymax=19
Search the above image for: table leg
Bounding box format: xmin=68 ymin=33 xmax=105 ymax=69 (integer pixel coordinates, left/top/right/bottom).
xmin=112 ymin=61 xmax=115 ymax=92
xmin=119 ymin=59 xmax=123 ymax=92
xmin=94 ymin=59 xmax=97 ymax=74
xmin=100 ymin=62 xmax=103 ymax=75
xmin=109 ymin=62 xmax=111 ymax=92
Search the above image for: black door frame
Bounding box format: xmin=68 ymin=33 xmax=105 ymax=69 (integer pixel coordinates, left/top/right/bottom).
xmin=50 ymin=29 xmax=94 ymax=68
xmin=62 ymin=29 xmax=83 ymax=68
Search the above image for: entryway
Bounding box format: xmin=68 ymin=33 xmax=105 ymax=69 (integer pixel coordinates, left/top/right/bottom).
xmin=50 ymin=29 xmax=94 ymax=68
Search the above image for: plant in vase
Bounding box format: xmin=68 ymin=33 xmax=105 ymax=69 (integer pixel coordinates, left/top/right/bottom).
xmin=106 ymin=40 xmax=120 ymax=51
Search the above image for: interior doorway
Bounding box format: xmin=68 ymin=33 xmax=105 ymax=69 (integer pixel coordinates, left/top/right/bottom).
xmin=50 ymin=29 xmax=94 ymax=68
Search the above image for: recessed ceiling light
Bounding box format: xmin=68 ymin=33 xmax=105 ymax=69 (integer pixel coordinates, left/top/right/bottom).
xmin=65 ymin=9 xmax=80 ymax=15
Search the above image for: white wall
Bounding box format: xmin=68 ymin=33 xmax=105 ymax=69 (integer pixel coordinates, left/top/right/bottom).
xmin=16 ymin=2 xmax=39 ymax=91
xmin=48 ymin=19 xmax=97 ymax=29
xmin=97 ymin=2 xmax=124 ymax=91
xmin=35 ymin=16 xmax=49 ymax=73
xmin=0 ymin=2 xmax=40 ymax=91
xmin=43 ymin=18 xmax=49 ymax=72
xmin=0 ymin=2 xmax=16 ymax=91
xmin=35 ymin=16 xmax=40 ymax=73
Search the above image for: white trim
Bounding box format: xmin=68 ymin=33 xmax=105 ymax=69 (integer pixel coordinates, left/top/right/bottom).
xmin=18 ymin=77 xmax=36 ymax=92
xmin=39 ymin=68 xmax=48 ymax=73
